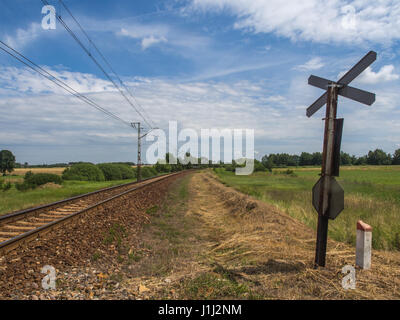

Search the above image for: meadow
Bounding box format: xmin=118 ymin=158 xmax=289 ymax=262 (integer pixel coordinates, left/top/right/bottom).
xmin=214 ymin=166 xmax=400 ymax=251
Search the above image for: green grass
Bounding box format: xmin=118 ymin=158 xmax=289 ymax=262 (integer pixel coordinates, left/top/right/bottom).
xmin=0 ymin=178 xmax=138 ymax=215
xmin=103 ymin=223 xmax=127 ymax=247
xmin=183 ymin=272 xmax=249 ymax=299
xmin=214 ymin=166 xmax=400 ymax=251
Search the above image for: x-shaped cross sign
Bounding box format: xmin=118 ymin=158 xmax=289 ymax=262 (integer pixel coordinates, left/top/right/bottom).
xmin=306 ymin=51 xmax=377 ymax=117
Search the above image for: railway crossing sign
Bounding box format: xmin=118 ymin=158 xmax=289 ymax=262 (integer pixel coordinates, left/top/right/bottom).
xmin=306 ymin=51 xmax=377 ymax=267
xmin=312 ymin=176 xmax=344 ymax=220
xmin=307 ymin=51 xmax=377 ymax=118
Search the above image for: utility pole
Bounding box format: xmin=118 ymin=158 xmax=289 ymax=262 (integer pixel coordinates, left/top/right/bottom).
xmin=306 ymin=51 xmax=377 ymax=267
xmin=131 ymin=123 xmax=158 ymax=182
xmin=131 ymin=122 xmax=143 ymax=182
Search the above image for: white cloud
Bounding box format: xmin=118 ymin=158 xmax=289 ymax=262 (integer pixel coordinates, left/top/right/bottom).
xmin=141 ymin=35 xmax=168 ymax=50
xmin=118 ymin=25 xmax=169 ymax=49
xmin=4 ymin=23 xmax=42 ymax=50
xmin=119 ymin=24 xmax=168 ymax=40
xmin=0 ymin=66 xmax=116 ymax=95
xmin=188 ymin=0 xmax=400 ymax=45
xmin=357 ymin=65 xmax=399 ymax=84
xmin=294 ymin=57 xmax=324 ymax=71
xmin=1 ymin=65 xmax=400 ymax=163
xmin=118 ymin=23 xmax=210 ymax=52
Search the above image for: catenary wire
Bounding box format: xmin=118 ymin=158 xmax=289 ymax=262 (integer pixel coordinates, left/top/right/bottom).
xmin=58 ymin=0 xmax=156 ymax=128
xmin=41 ymin=0 xmax=154 ymax=129
xmin=0 ymin=40 xmax=132 ymax=128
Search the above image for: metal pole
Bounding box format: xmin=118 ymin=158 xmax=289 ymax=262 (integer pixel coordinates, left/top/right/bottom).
xmin=314 ymin=84 xmax=338 ymax=267
xmin=137 ymin=123 xmax=141 ymax=182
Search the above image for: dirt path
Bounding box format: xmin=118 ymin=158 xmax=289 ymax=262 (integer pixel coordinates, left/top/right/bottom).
xmin=129 ymin=170 xmax=400 ymax=299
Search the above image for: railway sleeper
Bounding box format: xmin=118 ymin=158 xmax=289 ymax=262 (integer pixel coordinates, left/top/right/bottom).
xmin=2 ymin=225 xmax=35 ymax=231
xmin=47 ymin=210 xmax=77 ymax=215
xmin=15 ymin=221 xmax=45 ymax=227
xmin=29 ymin=218 xmax=55 ymax=223
xmin=0 ymin=231 xmax=21 ymax=237
xmin=39 ymin=214 xmax=69 ymax=219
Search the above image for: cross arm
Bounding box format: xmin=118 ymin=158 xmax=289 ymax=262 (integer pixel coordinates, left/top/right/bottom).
xmin=308 ymin=75 xmax=375 ymax=106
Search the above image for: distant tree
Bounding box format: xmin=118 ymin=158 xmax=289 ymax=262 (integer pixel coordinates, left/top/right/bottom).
xmin=24 ymin=162 xmax=29 ymax=168
xmin=154 ymin=161 xmax=172 ymax=173
xmin=261 ymin=154 xmax=274 ymax=171
xmin=299 ymin=152 xmax=313 ymax=166
xmin=14 ymin=162 xmax=22 ymax=168
xmin=311 ymin=152 xmax=323 ymax=166
xmin=0 ymin=150 xmax=16 ymax=176
xmin=340 ymin=152 xmax=352 ymax=165
xmin=355 ymin=155 xmax=367 ymax=165
xmin=183 ymin=152 xmax=194 ymax=169
xmin=259 ymin=149 xmax=400 ymax=167
xmin=287 ymin=155 xmax=300 ymax=166
xmin=367 ymin=149 xmax=392 ymax=165
xmin=275 ymin=153 xmax=289 ymax=166
xmin=165 ymin=153 xmax=177 ymax=165
xmin=261 ymin=154 xmax=270 ymax=167
xmin=267 ymin=154 xmax=278 ymax=167
xmin=392 ymin=149 xmax=400 ymax=165
xmin=253 ymin=159 xmax=267 ymax=172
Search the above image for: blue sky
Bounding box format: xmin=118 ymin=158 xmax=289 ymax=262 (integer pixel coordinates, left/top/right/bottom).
xmin=0 ymin=0 xmax=399 ymax=164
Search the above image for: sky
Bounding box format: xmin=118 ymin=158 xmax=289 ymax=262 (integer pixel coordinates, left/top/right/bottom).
xmin=0 ymin=0 xmax=399 ymax=164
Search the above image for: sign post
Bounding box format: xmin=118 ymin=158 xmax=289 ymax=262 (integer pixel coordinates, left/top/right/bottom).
xmin=306 ymin=51 xmax=377 ymax=267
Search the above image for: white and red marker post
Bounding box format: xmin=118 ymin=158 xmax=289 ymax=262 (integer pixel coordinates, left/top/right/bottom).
xmin=356 ymin=220 xmax=372 ymax=269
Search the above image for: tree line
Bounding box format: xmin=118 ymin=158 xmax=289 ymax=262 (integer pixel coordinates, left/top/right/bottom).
xmin=12 ymin=161 xmax=136 ymax=169
xmin=261 ymin=148 xmax=400 ymax=168
xmin=2 ymin=148 xmax=399 ymax=177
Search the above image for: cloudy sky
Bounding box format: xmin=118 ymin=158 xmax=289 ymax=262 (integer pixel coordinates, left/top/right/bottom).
xmin=0 ymin=0 xmax=399 ymax=164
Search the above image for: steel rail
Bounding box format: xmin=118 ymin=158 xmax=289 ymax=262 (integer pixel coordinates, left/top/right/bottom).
xmin=0 ymin=172 xmax=172 ymax=226
xmin=0 ymin=171 xmax=186 ymax=255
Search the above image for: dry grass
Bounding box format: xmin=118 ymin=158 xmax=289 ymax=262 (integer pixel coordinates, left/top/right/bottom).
xmin=197 ymin=170 xmax=400 ymax=299
xmin=37 ymin=182 xmax=63 ymax=189
xmin=109 ymin=170 xmax=400 ymax=300
xmin=12 ymin=168 xmax=66 ymax=176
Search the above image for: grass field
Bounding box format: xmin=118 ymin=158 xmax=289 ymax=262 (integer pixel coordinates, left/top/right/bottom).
xmin=214 ymin=166 xmax=400 ymax=251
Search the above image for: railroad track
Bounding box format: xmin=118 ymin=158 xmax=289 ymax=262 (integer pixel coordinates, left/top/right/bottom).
xmin=0 ymin=171 xmax=185 ymax=255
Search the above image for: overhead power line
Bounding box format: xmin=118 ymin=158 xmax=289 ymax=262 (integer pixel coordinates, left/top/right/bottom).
xmin=58 ymin=0 xmax=156 ymax=129
xmin=41 ymin=0 xmax=155 ymax=129
xmin=0 ymin=40 xmax=132 ymax=128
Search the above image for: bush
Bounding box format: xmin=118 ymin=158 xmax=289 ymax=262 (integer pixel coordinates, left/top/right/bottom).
xmin=139 ymin=166 xmax=158 ymax=179
xmin=171 ymin=163 xmax=184 ymax=172
xmin=1 ymin=181 xmax=12 ymax=192
xmin=224 ymin=164 xmax=235 ymax=172
xmin=24 ymin=170 xmax=34 ymax=180
xmin=97 ymin=163 xmax=135 ymax=181
xmin=254 ymin=160 xmax=266 ymax=172
xmin=154 ymin=162 xmax=172 ymax=173
xmin=97 ymin=163 xmax=122 ymax=180
xmin=25 ymin=173 xmax=62 ymax=187
xmin=15 ymin=182 xmax=34 ymax=191
xmin=116 ymin=164 xmax=135 ymax=180
xmin=62 ymin=163 xmax=105 ymax=181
